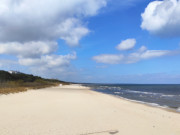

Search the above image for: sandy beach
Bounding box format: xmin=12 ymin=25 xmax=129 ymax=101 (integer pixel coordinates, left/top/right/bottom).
xmin=0 ymin=84 xmax=180 ymax=135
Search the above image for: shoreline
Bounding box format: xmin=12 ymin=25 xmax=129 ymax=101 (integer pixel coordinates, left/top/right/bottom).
xmin=85 ymin=84 xmax=180 ymax=113
xmin=1 ymin=83 xmax=179 ymax=113
xmin=0 ymin=84 xmax=180 ymax=135
xmin=89 ymin=88 xmax=180 ymax=114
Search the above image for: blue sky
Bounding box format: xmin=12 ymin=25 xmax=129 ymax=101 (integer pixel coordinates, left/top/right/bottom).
xmin=0 ymin=0 xmax=180 ymax=83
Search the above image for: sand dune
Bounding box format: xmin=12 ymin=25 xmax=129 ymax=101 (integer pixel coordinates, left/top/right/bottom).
xmin=0 ymin=84 xmax=179 ymax=135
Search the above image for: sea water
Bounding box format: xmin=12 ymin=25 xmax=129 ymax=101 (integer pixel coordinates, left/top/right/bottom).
xmin=84 ymin=84 xmax=180 ymax=112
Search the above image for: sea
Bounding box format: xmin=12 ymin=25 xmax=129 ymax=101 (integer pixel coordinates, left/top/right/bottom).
xmin=83 ymin=84 xmax=180 ymax=112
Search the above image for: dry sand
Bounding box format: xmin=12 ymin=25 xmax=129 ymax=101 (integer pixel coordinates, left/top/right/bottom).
xmin=0 ymin=84 xmax=180 ymax=135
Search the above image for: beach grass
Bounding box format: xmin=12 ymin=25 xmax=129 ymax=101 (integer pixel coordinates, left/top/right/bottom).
xmin=0 ymin=80 xmax=61 ymax=94
xmin=0 ymin=70 xmax=70 ymax=94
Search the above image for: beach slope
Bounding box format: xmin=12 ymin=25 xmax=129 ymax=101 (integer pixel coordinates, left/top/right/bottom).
xmin=0 ymin=84 xmax=179 ymax=135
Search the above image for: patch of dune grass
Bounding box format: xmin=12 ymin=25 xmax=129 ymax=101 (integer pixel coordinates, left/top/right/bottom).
xmin=0 ymin=80 xmax=61 ymax=94
xmin=0 ymin=70 xmax=70 ymax=94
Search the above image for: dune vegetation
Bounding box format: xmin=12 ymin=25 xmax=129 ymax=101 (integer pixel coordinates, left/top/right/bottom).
xmin=0 ymin=70 xmax=69 ymax=94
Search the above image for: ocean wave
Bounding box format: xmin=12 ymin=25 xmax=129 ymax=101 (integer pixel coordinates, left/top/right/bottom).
xmin=115 ymin=95 xmax=180 ymax=112
xmin=114 ymin=92 xmax=123 ymax=94
xmin=160 ymin=95 xmax=175 ymax=97
xmin=96 ymin=86 xmax=178 ymax=98
xmin=177 ymin=108 xmax=180 ymax=112
xmin=117 ymin=96 xmax=161 ymax=107
xmin=123 ymin=89 xmax=162 ymax=95
xmin=92 ymin=85 xmax=180 ymax=112
xmin=112 ymin=88 xmax=176 ymax=97
xmin=97 ymin=86 xmax=122 ymax=90
xmin=92 ymin=88 xmax=180 ymax=112
xmin=96 ymin=86 xmax=162 ymax=95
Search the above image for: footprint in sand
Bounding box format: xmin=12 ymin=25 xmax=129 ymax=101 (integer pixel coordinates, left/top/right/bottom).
xmin=109 ymin=130 xmax=119 ymax=134
xmin=80 ymin=130 xmax=119 ymax=135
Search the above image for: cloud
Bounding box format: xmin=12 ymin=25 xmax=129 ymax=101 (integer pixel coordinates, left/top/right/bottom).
xmin=141 ymin=0 xmax=180 ymax=37
xmin=0 ymin=0 xmax=107 ymax=79
xmin=19 ymin=52 xmax=77 ymax=79
xmin=93 ymin=45 xmax=174 ymax=64
xmin=94 ymin=39 xmax=151 ymax=64
xmin=58 ymin=19 xmax=89 ymax=46
xmin=116 ymin=38 xmax=136 ymax=50
xmin=0 ymin=41 xmax=58 ymax=58
xmin=93 ymin=54 xmax=124 ymax=64
xmin=19 ymin=53 xmax=76 ymax=67
xmin=0 ymin=41 xmax=77 ymax=78
xmin=0 ymin=0 xmax=106 ymax=46
xmin=126 ymin=46 xmax=172 ymax=63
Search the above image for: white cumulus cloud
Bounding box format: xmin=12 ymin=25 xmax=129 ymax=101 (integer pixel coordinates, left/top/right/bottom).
xmin=19 ymin=52 xmax=77 ymax=78
xmin=141 ymin=0 xmax=180 ymax=37
xmin=93 ymin=54 xmax=124 ymax=64
xmin=0 ymin=0 xmax=107 ymax=79
xmin=19 ymin=52 xmax=76 ymax=67
xmin=116 ymin=38 xmax=136 ymax=50
xmin=93 ymin=44 xmax=174 ymax=64
xmin=58 ymin=19 xmax=89 ymax=46
xmin=0 ymin=41 xmax=58 ymax=58
xmin=126 ymin=47 xmax=172 ymax=63
xmin=0 ymin=0 xmax=106 ymax=45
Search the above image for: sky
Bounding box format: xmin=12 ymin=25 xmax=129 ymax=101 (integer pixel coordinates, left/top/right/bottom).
xmin=0 ymin=0 xmax=180 ymax=84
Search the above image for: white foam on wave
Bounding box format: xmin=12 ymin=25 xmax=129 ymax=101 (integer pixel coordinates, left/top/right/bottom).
xmin=116 ymin=96 xmax=160 ymax=107
xmin=113 ymin=89 xmax=176 ymax=98
xmin=113 ymin=95 xmax=180 ymax=112
xmin=123 ymin=89 xmax=161 ymax=95
xmin=114 ymin=92 xmax=123 ymax=94
xmin=160 ymin=95 xmax=175 ymax=97
xmin=177 ymin=108 xmax=180 ymax=112
xmin=99 ymin=86 xmax=122 ymax=90
xmin=94 ymin=89 xmax=180 ymax=112
xmin=96 ymin=86 xmax=177 ymax=98
xmin=93 ymin=86 xmax=180 ymax=112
